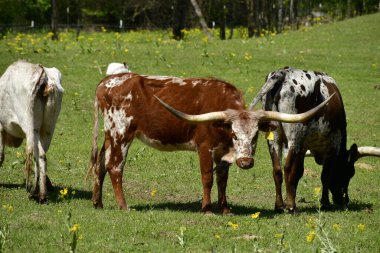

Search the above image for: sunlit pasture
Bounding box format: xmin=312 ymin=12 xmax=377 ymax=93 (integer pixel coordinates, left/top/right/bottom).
xmin=0 ymin=13 xmax=379 ymax=252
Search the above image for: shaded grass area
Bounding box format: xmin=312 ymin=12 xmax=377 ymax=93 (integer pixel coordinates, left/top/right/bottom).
xmin=0 ymin=14 xmax=380 ymax=252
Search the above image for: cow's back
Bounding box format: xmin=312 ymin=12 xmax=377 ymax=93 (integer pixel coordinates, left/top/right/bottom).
xmin=0 ymin=61 xmax=63 ymax=140
xmin=0 ymin=61 xmax=44 ymax=137
xmin=95 ymin=73 xmax=245 ymax=150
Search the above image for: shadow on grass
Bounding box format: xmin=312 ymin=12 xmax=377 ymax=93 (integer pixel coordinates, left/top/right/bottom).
xmin=47 ymin=185 xmax=92 ymax=202
xmin=0 ymin=182 xmax=92 ymax=202
xmin=132 ymin=200 xmax=374 ymax=217
xmin=0 ymin=182 xmax=24 ymax=189
xmin=132 ymin=201 xmax=279 ymax=217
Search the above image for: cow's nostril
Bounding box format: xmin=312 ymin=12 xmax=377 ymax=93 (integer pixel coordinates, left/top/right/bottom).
xmin=236 ymin=158 xmax=254 ymax=169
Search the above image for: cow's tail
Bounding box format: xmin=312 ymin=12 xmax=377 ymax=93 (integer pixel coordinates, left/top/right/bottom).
xmin=249 ymin=69 xmax=287 ymax=110
xmin=87 ymin=97 xmax=100 ymax=182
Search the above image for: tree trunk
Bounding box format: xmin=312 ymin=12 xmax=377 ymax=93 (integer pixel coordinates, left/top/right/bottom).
xmin=294 ymin=0 xmax=299 ymax=29
xmin=75 ymin=0 xmax=81 ymax=40
xmin=247 ymin=0 xmax=254 ymax=37
xmin=217 ymin=0 xmax=226 ymax=40
xmin=172 ymin=0 xmax=188 ymax=40
xmin=254 ymin=0 xmax=261 ymax=36
xmin=347 ymin=0 xmax=352 ymax=18
xmin=51 ymin=0 xmax=59 ymax=40
xmin=190 ymin=0 xmax=213 ymax=40
xmin=289 ymin=0 xmax=294 ymax=29
xmin=277 ymin=0 xmax=283 ymax=33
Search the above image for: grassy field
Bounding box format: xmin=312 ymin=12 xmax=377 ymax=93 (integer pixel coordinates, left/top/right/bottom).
xmin=0 ymin=13 xmax=379 ymax=252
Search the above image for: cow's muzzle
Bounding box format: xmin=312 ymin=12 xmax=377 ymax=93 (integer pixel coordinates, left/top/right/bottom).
xmin=236 ymin=157 xmax=254 ymax=169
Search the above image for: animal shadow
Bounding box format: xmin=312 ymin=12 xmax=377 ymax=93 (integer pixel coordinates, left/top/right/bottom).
xmin=132 ymin=201 xmax=276 ymax=217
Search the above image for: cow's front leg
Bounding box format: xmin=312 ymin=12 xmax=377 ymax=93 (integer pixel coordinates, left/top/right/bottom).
xmin=320 ymin=163 xmax=331 ymax=210
xmin=198 ymin=146 xmax=214 ymax=213
xmin=215 ymin=161 xmax=231 ymax=215
xmin=284 ymin=147 xmax=304 ymax=213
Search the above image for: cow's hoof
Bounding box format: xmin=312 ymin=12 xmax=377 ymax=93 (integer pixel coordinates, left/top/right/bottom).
xmin=321 ymin=203 xmax=332 ymax=211
xmin=203 ymin=211 xmax=215 ymax=216
xmin=29 ymin=194 xmax=48 ymax=204
xmin=222 ymin=208 xmax=232 ymax=216
xmin=93 ymin=202 xmax=104 ymax=209
xmin=274 ymin=206 xmax=285 ymax=214
xmin=201 ymin=204 xmax=213 ymax=214
xmin=39 ymin=198 xmax=48 ymax=204
xmin=119 ymin=205 xmax=130 ymax=211
xmin=287 ymin=207 xmax=297 ymax=214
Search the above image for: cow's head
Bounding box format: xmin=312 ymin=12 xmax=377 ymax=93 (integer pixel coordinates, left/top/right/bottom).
xmin=155 ymin=94 xmax=335 ymax=170
xmin=331 ymin=144 xmax=380 ymax=209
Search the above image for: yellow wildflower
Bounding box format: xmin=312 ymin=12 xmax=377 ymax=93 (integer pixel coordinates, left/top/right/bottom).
xmin=124 ymin=48 xmax=129 ymax=53
xmin=250 ymin=212 xmax=261 ymax=219
xmin=274 ymin=233 xmax=283 ymax=239
xmin=214 ymin=234 xmax=221 ymax=239
xmin=227 ymin=221 xmax=239 ymax=230
xmin=244 ymin=52 xmax=252 ymax=61
xmin=69 ymin=223 xmax=80 ymax=233
xmin=306 ymin=216 xmax=316 ymax=229
xmin=59 ymin=188 xmax=68 ymax=198
xmin=150 ymin=189 xmax=157 ymax=197
xmin=357 ymin=223 xmax=365 ymax=232
xmin=306 ymin=230 xmax=316 ymax=242
xmin=202 ymin=36 xmax=209 ymax=44
xmin=46 ymin=32 xmax=54 ymax=38
xmin=2 ymin=204 xmax=13 ymax=213
xmin=332 ymin=223 xmax=341 ymax=231
xmin=314 ymin=187 xmax=321 ymax=197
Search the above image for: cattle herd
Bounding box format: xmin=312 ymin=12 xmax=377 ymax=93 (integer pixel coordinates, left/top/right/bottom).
xmin=0 ymin=60 xmax=379 ymax=214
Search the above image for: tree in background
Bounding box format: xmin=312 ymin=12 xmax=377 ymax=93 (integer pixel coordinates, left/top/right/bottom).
xmin=0 ymin=0 xmax=379 ymax=40
xmin=51 ymin=0 xmax=59 ymax=40
xmin=172 ymin=0 xmax=188 ymax=40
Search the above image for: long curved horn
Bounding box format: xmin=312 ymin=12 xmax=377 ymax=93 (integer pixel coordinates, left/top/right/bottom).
xmin=262 ymin=93 xmax=335 ymax=123
xmin=357 ymin=146 xmax=380 ymax=158
xmin=154 ymin=95 xmax=227 ymax=122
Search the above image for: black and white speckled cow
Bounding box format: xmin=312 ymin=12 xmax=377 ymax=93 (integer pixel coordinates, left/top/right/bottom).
xmin=250 ymin=67 xmax=361 ymax=212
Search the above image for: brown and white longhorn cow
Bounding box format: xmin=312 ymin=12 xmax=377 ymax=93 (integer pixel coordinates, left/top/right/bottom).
xmin=89 ymin=72 xmax=333 ymax=214
xmin=0 ymin=60 xmax=64 ymax=203
xmin=250 ymin=67 xmax=380 ymax=212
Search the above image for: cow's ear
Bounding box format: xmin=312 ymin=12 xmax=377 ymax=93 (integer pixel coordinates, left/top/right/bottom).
xmin=258 ymin=121 xmax=277 ymax=132
xmin=348 ymin=143 xmax=359 ymax=163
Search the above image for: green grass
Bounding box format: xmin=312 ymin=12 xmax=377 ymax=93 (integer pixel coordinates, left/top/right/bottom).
xmin=1 ymin=14 xmax=380 ymax=252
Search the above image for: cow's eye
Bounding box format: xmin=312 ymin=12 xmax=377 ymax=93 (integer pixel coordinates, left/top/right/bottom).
xmin=232 ymin=133 xmax=237 ymax=140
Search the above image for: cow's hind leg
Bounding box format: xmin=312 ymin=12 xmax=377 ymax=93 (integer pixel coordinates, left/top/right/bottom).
xmin=92 ymin=144 xmax=107 ymax=208
xmin=0 ymin=127 xmax=4 ymax=167
xmin=107 ymin=140 xmax=131 ymax=210
xmin=26 ymin=132 xmax=48 ymax=203
xmin=215 ymin=161 xmax=231 ymax=215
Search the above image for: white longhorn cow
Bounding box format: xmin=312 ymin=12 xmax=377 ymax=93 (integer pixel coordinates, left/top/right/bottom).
xmin=0 ymin=60 xmax=64 ymax=203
